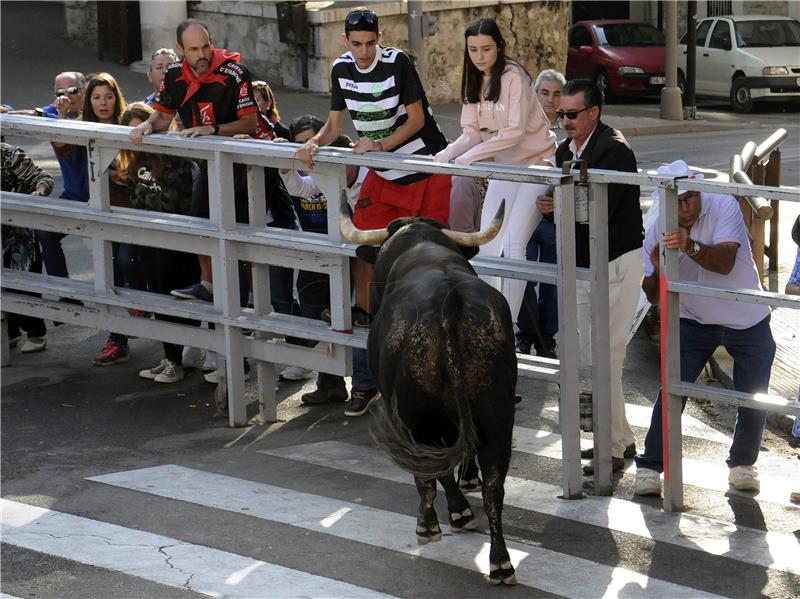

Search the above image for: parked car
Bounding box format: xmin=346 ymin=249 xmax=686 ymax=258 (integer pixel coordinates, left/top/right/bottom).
xmin=678 ymin=15 xmax=800 ymax=113
xmin=566 ymin=20 xmax=666 ymax=102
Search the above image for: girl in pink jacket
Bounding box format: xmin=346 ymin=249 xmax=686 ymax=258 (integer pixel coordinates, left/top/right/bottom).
xmin=436 ymin=18 xmax=557 ymax=323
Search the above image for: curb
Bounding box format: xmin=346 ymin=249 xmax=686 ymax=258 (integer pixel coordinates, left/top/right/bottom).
xmin=609 ymin=119 xmax=747 ymax=138
xmin=707 ymin=355 xmax=796 ymax=434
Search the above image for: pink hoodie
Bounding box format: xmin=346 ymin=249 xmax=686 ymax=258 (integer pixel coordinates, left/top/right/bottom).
xmin=436 ymin=62 xmax=557 ymax=167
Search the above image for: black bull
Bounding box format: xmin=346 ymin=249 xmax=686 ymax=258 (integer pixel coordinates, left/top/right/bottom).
xmin=348 ymin=203 xmax=518 ymax=585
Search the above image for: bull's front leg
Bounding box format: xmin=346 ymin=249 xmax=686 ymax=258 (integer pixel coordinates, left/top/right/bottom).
xmin=477 ymin=451 xmax=516 ymax=585
xmin=438 ymin=474 xmax=476 ymax=532
xmin=414 ymin=477 xmax=442 ymax=544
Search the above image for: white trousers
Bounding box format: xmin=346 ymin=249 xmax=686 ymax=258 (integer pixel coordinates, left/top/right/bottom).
xmin=576 ymin=248 xmax=643 ymax=458
xmin=477 ymin=179 xmax=549 ymax=322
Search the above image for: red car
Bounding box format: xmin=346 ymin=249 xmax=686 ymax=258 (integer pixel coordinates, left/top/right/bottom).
xmin=566 ymin=20 xmax=666 ymax=101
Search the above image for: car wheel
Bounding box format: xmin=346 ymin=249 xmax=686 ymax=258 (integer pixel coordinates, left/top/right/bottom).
xmin=730 ymin=78 xmax=753 ymax=113
xmin=596 ymin=70 xmax=614 ymax=103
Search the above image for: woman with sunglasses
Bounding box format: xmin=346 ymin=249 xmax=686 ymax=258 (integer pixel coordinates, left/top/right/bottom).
xmin=435 ymin=18 xmax=556 ymax=326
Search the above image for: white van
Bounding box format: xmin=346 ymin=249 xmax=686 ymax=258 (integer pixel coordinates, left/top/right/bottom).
xmin=678 ymin=15 xmax=800 ymax=112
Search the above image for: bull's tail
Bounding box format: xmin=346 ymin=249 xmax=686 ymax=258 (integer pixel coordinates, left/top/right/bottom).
xmin=371 ymin=345 xmax=476 ymax=482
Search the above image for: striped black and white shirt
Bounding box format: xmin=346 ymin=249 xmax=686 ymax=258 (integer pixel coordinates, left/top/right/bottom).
xmin=330 ymin=46 xmax=447 ymax=185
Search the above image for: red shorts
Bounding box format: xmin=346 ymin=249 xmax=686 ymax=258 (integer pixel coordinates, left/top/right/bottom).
xmin=352 ymin=170 xmax=451 ymax=229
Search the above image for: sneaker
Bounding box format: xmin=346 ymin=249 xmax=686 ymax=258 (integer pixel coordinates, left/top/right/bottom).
xmin=182 ymin=346 xmax=205 ymax=369
xmin=202 ymin=351 xmax=217 ymax=372
xmin=171 ymin=282 xmax=213 ymax=302
xmin=20 ymin=336 xmax=47 ymax=353
xmin=515 ymin=339 xmax=532 ymax=355
xmin=204 ymin=369 xmax=250 ymax=384
xmin=92 ymin=339 xmax=130 ymax=367
xmin=728 ymin=465 xmax=760 ymax=493
xmin=139 ymin=358 xmax=170 ymax=380
xmin=634 ymin=468 xmax=662 ymax=496
xmin=155 ymin=360 xmax=184 ymax=384
xmin=344 ymin=387 xmax=380 ymax=417
xmin=279 ymin=366 xmax=314 ymax=381
xmin=581 ymin=443 xmax=636 ymax=460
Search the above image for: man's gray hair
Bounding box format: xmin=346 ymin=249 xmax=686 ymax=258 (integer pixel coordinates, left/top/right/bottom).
xmin=54 ymin=71 xmax=86 ymax=90
xmin=534 ymin=69 xmax=566 ymax=94
xmin=149 ymin=48 xmax=179 ymax=71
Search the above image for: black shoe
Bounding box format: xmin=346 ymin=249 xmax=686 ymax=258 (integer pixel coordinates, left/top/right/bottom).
xmin=581 ymin=443 xmax=636 ymax=460
xmin=514 ymin=394 xmax=522 ymax=404
xmin=582 ymin=456 xmax=625 ymax=475
xmin=171 ymin=282 xmax=213 ymax=302
xmin=515 ymin=340 xmax=532 ymax=355
xmin=319 ymin=307 xmax=370 ymax=327
xmin=301 ymin=374 xmax=348 ymax=405
xmin=344 ymin=387 xmax=380 ymax=417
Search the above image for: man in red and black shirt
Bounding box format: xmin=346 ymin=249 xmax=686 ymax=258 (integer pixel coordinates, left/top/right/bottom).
xmin=130 ymin=19 xmax=294 ymax=302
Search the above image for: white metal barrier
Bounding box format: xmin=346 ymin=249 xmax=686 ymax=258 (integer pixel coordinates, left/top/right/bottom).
xmin=2 ymin=114 xmax=798 ymax=508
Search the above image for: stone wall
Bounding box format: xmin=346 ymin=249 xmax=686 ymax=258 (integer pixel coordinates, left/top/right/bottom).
xmin=64 ymin=0 xmax=97 ymax=51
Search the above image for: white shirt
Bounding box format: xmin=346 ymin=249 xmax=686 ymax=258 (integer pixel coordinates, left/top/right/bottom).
xmin=568 ymin=125 xmax=597 ymax=159
xmin=643 ymin=192 xmax=770 ymax=329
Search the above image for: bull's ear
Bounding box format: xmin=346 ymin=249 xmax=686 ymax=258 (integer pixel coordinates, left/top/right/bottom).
xmin=460 ymin=246 xmax=479 ymax=260
xmin=356 ymin=245 xmax=380 ymax=264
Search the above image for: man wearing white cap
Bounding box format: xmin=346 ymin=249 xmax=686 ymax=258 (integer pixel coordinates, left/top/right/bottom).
xmin=634 ymin=159 xmax=775 ymax=495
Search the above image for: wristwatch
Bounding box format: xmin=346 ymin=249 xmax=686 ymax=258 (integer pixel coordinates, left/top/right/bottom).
xmin=211 ymin=124 xmax=220 ymax=135
xmin=686 ymin=238 xmax=701 ymax=256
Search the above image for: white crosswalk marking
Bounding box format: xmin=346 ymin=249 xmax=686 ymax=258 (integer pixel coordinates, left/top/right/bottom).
xmin=510 ymin=425 xmax=797 ymax=506
xmin=89 ymin=464 xmax=728 ymax=599
xmin=0 ymin=498 xmax=399 ymax=599
xmin=260 ymin=440 xmax=800 ymax=576
xmin=544 ymin=403 xmax=733 ymax=444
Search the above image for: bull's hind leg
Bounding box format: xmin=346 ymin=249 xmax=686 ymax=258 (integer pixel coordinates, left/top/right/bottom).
xmin=477 ymin=449 xmax=516 ymax=585
xmin=438 ymin=474 xmax=476 ymax=532
xmin=414 ymin=477 xmax=442 ymax=544
xmin=458 ymin=457 xmax=482 ymax=492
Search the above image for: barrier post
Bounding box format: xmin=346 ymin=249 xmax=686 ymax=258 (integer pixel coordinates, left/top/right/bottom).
xmin=588 ymin=182 xmax=613 ymax=494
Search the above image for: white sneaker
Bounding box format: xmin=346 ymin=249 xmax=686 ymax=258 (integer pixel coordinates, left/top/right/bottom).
xmin=279 ymin=366 xmax=314 ymax=381
xmin=634 ymin=468 xmax=662 ymax=496
xmin=154 ymin=360 xmax=184 ymax=384
xmin=181 ymin=346 xmax=205 ymax=369
xmin=728 ymin=465 xmax=760 ymax=493
xmin=139 ymin=358 xmax=170 ymax=380
xmin=203 ymin=369 xmax=250 ymax=384
xmin=202 ymin=351 xmax=217 ymax=372
xmin=20 ymin=336 xmax=47 ymax=353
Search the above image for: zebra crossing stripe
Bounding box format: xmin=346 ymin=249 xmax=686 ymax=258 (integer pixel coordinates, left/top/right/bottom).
xmin=260 ymin=441 xmax=800 ymax=576
xmin=89 ymin=464 xmax=727 ymax=598
xmin=0 ymin=498 xmax=399 ymax=599
xmin=544 ymin=403 xmax=732 ymax=444
xmin=509 ymin=425 xmax=796 ymax=507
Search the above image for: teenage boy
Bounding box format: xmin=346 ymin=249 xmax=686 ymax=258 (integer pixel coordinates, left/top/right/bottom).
xmin=295 ymin=8 xmax=451 ymax=417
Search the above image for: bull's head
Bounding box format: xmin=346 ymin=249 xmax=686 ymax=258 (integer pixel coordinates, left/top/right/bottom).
xmin=339 ymin=192 xmax=505 ymax=248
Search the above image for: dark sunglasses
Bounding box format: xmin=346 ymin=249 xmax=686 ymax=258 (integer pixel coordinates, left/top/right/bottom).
xmin=346 ymin=10 xmax=377 ymax=26
xmin=556 ymin=106 xmax=592 ymax=120
xmin=55 ymin=86 xmax=81 ymax=98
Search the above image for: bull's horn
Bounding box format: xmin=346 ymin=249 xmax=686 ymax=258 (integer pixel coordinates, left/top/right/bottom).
xmin=443 ymin=199 xmax=505 ymax=246
xmin=339 ymin=191 xmax=389 ymax=245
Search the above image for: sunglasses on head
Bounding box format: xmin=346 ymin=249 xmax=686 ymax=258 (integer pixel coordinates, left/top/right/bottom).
xmin=346 ymin=10 xmax=377 ymax=26
xmin=556 ymin=106 xmax=592 ymax=120
xmin=55 ymin=86 xmax=81 ymax=98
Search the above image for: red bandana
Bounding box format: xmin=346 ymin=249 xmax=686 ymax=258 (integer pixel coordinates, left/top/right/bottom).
xmin=177 ymin=48 xmax=242 ymax=107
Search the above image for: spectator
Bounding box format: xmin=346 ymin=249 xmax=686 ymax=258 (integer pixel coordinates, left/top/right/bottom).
xmin=252 ymin=80 xmax=290 ymax=139
xmin=35 ymin=72 xmax=89 ymax=281
xmin=295 ymin=8 xmax=451 ymax=417
xmin=435 ymin=18 xmax=557 ymax=328
xmin=635 ymin=160 xmax=775 ymax=495
xmin=516 ymin=69 xmax=566 ymax=358
xmin=130 ymin=18 xmax=277 ymax=303
xmin=1 ymin=142 xmax=55 ymax=353
xmin=535 ymin=79 xmax=643 ymax=474
xmin=788 ymin=215 xmax=800 ymax=442
xmin=144 ymin=48 xmax=179 ymax=106
xmin=116 ymin=102 xmax=200 ymax=383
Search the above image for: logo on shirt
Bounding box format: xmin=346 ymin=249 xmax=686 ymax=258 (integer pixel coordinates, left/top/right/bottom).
xmin=239 ymin=83 xmax=249 ymax=98
xmin=198 ymin=102 xmax=215 ymax=125
xmin=371 ymin=82 xmax=384 ymax=97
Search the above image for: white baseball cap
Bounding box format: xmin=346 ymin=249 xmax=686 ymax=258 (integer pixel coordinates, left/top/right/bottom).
xmin=651 ymin=159 xmax=704 ymax=199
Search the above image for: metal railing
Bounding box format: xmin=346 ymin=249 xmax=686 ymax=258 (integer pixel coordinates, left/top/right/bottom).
xmin=1 ymin=114 xmax=798 ymax=509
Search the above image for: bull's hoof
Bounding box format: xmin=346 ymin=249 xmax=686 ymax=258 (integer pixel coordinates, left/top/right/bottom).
xmin=449 ymin=508 xmax=477 ymax=532
xmin=488 ymin=562 xmax=516 ymax=585
xmin=459 ymin=477 xmax=481 ymax=493
xmin=416 ymin=524 xmax=442 ymax=544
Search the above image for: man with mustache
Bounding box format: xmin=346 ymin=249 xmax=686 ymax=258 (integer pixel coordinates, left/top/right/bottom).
xmin=535 ymin=79 xmax=644 ymax=476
